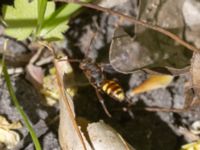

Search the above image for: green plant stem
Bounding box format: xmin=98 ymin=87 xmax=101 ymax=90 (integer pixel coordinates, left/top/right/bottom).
xmin=2 ymin=63 xmax=42 ymax=150
xmin=37 ymin=0 xmax=47 ymax=34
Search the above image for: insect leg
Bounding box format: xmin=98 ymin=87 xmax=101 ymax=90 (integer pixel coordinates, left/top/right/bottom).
xmin=95 ymin=88 xmax=112 ymax=117
xmin=118 ymin=96 xmax=134 ymax=118
xmin=122 ymin=106 xmax=134 ymax=119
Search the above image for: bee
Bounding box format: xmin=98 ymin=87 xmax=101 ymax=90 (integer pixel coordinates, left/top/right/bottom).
xmin=79 ymin=58 xmax=126 ymax=117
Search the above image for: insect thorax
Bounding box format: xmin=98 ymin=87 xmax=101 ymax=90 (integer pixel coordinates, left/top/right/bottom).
xmin=80 ymin=59 xmax=105 ymax=87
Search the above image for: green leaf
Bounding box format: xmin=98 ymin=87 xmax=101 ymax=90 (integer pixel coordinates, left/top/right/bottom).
xmin=39 ymin=0 xmax=92 ymax=41
xmin=37 ymin=0 xmax=47 ymax=32
xmin=39 ymin=3 xmax=81 ymax=40
xmin=2 ymin=0 xmax=92 ymax=41
xmin=2 ymin=0 xmax=38 ymax=40
xmin=2 ymin=0 xmax=55 ymax=40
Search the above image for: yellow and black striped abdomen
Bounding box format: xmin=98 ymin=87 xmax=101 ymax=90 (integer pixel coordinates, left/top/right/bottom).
xmin=101 ymin=80 xmax=125 ymax=102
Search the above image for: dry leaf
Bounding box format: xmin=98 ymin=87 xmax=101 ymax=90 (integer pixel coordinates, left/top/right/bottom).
xmin=25 ymin=63 xmax=44 ymax=90
xmin=25 ymin=47 xmax=44 ymax=90
xmin=0 ymin=115 xmax=22 ymax=149
xmin=129 ymin=75 xmax=173 ymax=96
xmin=190 ymin=121 xmax=200 ymax=135
xmin=0 ymin=116 xmax=22 ymax=130
xmin=87 ymin=121 xmax=135 ymax=150
xmin=55 ymin=57 xmax=92 ymax=150
xmin=109 ymin=0 xmax=192 ymax=74
xmin=191 ymin=52 xmax=200 ymax=98
xmin=0 ymin=129 xmax=20 ymax=149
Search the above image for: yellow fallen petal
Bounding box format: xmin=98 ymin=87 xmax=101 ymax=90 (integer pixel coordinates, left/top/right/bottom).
xmin=130 ymin=75 xmax=173 ymax=96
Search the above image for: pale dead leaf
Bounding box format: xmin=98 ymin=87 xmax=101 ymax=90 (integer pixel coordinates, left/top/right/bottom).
xmin=25 ymin=63 xmax=44 ymax=90
xmin=0 ymin=115 xmax=22 ymax=149
xmin=0 ymin=117 xmax=22 ymax=130
xmin=0 ymin=129 xmax=20 ymax=149
xmin=190 ymin=121 xmax=200 ymax=135
xmin=87 ymin=121 xmax=135 ymax=150
xmin=55 ymin=57 xmax=91 ymax=150
xmin=191 ymin=52 xmax=200 ymax=98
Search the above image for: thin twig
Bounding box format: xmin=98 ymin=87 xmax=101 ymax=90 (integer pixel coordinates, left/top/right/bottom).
xmin=55 ymin=0 xmax=199 ymax=52
xmin=144 ymin=106 xmax=187 ymax=113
